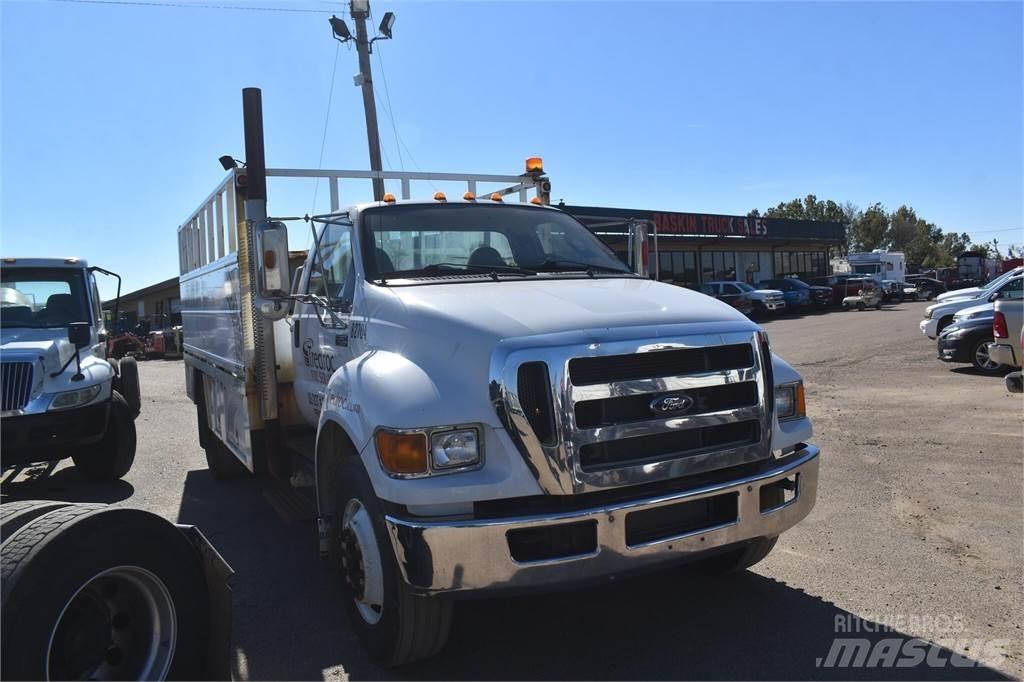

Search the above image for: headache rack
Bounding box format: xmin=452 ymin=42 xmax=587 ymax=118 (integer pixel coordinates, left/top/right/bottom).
xmin=176 ymin=164 xmax=551 ymax=472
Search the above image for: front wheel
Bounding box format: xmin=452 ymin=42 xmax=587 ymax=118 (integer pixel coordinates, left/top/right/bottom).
xmin=116 ymin=357 xmax=141 ymax=416
xmin=72 ymin=393 xmax=136 ymax=481
xmin=331 ymin=457 xmax=452 ymax=666
xmin=856 ymin=301 xmax=866 ymax=311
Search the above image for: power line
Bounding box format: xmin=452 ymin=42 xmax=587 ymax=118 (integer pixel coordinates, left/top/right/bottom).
xmin=50 ymin=0 xmax=333 ymax=13
xmin=375 ymin=50 xmax=403 ymax=172
xmin=310 ymin=41 xmax=341 ymax=216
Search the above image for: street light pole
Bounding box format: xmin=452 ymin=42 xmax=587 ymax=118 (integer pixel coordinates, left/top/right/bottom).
xmin=350 ymin=0 xmax=385 ymax=201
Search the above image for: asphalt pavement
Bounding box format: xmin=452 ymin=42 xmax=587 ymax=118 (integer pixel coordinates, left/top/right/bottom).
xmin=4 ymin=300 xmax=1022 ymax=680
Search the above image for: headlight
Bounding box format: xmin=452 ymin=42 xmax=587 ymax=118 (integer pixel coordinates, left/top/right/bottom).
xmin=49 ymin=384 xmax=102 ymax=411
xmin=924 ymin=308 xmax=934 ymax=320
xmin=376 ymin=426 xmax=481 ymax=477
xmin=431 ymin=428 xmax=480 ymax=469
xmin=775 ymin=382 xmax=806 ymax=422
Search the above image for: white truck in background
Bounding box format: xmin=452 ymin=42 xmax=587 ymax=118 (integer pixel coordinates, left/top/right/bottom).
xmin=178 ymin=89 xmax=821 ymax=665
xmin=847 ymin=250 xmax=906 ymax=283
xmin=0 ymin=258 xmax=140 ymax=480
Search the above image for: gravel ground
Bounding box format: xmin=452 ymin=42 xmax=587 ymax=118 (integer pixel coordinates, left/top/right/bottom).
xmin=4 ymin=300 xmax=1022 ymax=680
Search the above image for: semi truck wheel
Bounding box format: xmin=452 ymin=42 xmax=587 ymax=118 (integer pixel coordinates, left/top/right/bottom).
xmin=331 ymin=456 xmax=452 ymax=666
xmin=72 ymin=393 xmax=136 ymax=482
xmin=0 ymin=500 xmax=78 ymax=544
xmin=1 ymin=504 xmax=208 ymax=681
xmin=117 ymin=357 xmax=141 ymax=416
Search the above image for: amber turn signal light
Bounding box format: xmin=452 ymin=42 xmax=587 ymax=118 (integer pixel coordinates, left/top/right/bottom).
xmin=376 ymin=431 xmax=428 ymax=475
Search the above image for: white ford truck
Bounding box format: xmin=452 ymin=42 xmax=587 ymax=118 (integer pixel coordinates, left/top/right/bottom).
xmin=0 ymin=257 xmax=140 ymax=480
xmin=179 ymin=91 xmax=820 ymax=666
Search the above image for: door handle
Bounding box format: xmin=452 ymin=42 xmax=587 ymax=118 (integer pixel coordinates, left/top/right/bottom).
xmin=293 ymin=318 xmax=300 ymax=348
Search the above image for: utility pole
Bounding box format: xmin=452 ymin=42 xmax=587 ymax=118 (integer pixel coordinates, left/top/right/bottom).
xmin=331 ymin=1 xmax=395 ymax=202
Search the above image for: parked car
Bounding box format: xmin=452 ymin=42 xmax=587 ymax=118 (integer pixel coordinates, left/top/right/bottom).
xmin=732 ymin=281 xmax=787 ymax=316
xmin=905 ymin=276 xmax=947 ymax=300
xmin=934 ymin=265 xmax=1023 ymax=302
xmin=920 ymin=274 xmax=1023 ymax=338
xmin=880 ymin=279 xmax=904 ymax=301
xmin=936 ymin=313 xmax=1008 ymax=374
xmin=756 ymin=278 xmax=815 ymax=310
xmin=809 ymin=275 xmax=885 ymax=306
xmin=699 ymin=281 xmax=754 ymax=316
xmin=988 ymin=298 xmax=1023 ymax=370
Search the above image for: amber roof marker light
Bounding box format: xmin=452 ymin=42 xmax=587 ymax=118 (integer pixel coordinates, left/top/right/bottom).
xmin=525 ymin=156 xmax=544 ymax=175
xmin=382 ymin=193 xmax=396 ymax=204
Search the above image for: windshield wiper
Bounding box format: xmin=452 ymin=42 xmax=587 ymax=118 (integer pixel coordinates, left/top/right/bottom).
xmin=419 ymin=263 xmax=537 ymax=278
xmin=529 ymin=259 xmax=633 ymax=277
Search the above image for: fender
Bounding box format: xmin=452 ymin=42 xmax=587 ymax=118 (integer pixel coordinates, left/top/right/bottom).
xmin=314 ymin=350 xmax=543 ymax=512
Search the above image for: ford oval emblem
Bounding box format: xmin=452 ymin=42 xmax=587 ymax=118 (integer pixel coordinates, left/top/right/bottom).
xmin=650 ymin=394 xmax=694 ymax=415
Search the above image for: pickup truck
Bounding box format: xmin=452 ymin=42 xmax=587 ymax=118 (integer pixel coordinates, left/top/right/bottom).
xmin=178 ymin=96 xmax=821 ymax=666
xmin=989 ymin=298 xmax=1023 ymax=370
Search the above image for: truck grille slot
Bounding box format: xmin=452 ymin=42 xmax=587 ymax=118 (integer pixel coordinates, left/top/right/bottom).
xmin=517 ymin=362 xmax=556 ymax=445
xmin=574 ymin=382 xmax=759 ymax=429
xmin=507 ymin=520 xmax=597 ymax=562
xmin=625 ymin=492 xmax=738 ymax=546
xmin=579 ymin=420 xmax=760 ymax=471
xmin=568 ymin=344 xmax=753 ymax=386
xmin=1 ymin=362 xmax=34 ymax=412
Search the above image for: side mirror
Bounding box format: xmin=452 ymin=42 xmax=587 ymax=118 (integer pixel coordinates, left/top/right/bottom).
xmin=254 ymin=220 xmax=291 ymax=299
xmin=68 ymin=322 xmax=91 ymax=349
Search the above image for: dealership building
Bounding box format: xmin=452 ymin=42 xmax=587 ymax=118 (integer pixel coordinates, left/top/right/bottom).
xmin=563 ymin=205 xmax=847 ymax=288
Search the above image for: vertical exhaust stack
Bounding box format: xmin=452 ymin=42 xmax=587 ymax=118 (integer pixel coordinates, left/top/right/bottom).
xmin=240 ymin=88 xmax=282 ymax=457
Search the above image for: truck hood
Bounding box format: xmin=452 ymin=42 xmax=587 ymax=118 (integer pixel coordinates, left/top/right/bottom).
xmin=936 ymin=286 xmax=982 ymax=302
xmin=378 ymin=277 xmax=755 ymax=342
xmin=0 ymin=328 xmax=76 ymax=374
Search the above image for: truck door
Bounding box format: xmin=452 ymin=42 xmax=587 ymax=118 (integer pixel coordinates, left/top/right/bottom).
xmin=293 ymin=219 xmax=356 ymax=426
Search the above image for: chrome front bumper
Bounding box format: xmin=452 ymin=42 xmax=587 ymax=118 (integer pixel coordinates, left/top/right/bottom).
xmin=385 ymin=444 xmax=820 ymax=595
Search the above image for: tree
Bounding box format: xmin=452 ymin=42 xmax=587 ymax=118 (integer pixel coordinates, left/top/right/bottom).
xmin=849 ymin=203 xmax=889 ymax=251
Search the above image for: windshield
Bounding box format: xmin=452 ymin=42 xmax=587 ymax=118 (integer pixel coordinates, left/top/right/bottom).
xmin=982 ymin=269 xmax=1020 ymax=294
xmin=852 ymin=264 xmax=882 ymax=275
xmin=361 ymin=204 xmax=633 ymax=282
xmin=0 ymin=266 xmax=90 ymax=329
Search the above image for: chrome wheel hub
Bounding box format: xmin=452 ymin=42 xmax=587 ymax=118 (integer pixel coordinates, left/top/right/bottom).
xmin=340 ymin=499 xmax=384 ymax=625
xmin=47 ymin=566 xmax=176 ymax=681
xmin=976 ymin=343 xmax=998 ymax=370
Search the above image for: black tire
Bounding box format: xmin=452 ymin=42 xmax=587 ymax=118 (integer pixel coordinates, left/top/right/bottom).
xmin=841 ymin=302 xmax=849 ymax=311
xmin=118 ymin=357 xmax=141 ymax=416
xmin=331 ymin=456 xmax=452 ymax=666
xmin=1 ymin=505 xmax=208 ymax=681
xmin=970 ymin=336 xmax=1006 ymax=375
xmin=107 ymin=357 xmax=119 ymax=377
xmin=72 ymin=393 xmax=136 ymax=482
xmin=195 ymin=378 xmax=245 ymax=480
xmin=695 ymin=486 xmax=782 ymax=575
xmin=0 ymin=500 xmax=78 ymax=544
xmin=856 ymin=301 xmax=866 ymax=311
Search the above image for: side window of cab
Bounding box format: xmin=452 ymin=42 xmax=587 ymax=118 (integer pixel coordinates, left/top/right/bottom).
xmin=995 ymin=277 xmax=1023 ymax=301
xmin=306 ymin=221 xmax=354 ymax=325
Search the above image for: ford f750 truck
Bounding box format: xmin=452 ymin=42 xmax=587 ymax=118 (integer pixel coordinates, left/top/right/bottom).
xmin=178 ymin=90 xmax=821 ymax=666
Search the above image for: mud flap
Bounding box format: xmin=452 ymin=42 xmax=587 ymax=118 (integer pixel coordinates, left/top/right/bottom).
xmin=176 ymin=524 xmax=234 ymax=681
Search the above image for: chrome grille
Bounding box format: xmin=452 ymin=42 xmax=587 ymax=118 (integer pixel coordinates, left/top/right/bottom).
xmin=493 ymin=329 xmax=773 ymax=495
xmin=1 ymin=362 xmax=34 ymax=412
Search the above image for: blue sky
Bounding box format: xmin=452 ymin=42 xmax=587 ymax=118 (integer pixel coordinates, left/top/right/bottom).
xmin=2 ymin=0 xmax=1022 ymax=296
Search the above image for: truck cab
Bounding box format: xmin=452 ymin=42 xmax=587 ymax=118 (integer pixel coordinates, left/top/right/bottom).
xmin=0 ymin=257 xmax=140 ymax=480
xmin=180 ymin=164 xmax=821 ymax=665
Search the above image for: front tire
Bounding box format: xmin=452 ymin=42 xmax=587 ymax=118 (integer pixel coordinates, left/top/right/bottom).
xmin=331 ymin=456 xmax=452 ymax=666
xmin=856 ymin=301 xmax=866 ymax=311
xmin=72 ymin=393 xmax=136 ymax=482
xmin=695 ymin=485 xmax=782 ymax=575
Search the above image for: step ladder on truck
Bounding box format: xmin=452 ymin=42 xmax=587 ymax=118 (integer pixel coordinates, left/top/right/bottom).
xmin=178 ymin=88 xmax=822 ymax=666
